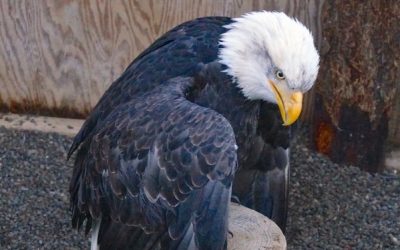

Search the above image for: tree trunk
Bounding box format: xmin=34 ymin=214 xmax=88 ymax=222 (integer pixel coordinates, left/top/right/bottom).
xmin=311 ymin=0 xmax=400 ymax=172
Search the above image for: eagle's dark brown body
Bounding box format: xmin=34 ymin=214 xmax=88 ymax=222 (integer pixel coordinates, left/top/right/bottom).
xmin=69 ymin=16 xmax=291 ymax=250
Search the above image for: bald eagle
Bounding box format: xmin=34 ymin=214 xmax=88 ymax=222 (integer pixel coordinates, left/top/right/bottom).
xmin=69 ymin=11 xmax=319 ymax=250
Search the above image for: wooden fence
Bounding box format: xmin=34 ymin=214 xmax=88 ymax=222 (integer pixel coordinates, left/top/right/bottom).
xmin=0 ymin=0 xmax=323 ymax=119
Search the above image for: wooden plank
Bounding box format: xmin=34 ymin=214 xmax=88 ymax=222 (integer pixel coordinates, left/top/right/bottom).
xmin=0 ymin=113 xmax=83 ymax=137
xmin=0 ymin=0 xmax=322 ymax=119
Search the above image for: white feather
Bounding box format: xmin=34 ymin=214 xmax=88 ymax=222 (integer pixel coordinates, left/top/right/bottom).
xmin=90 ymin=217 xmax=101 ymax=250
xmin=219 ymin=11 xmax=320 ymax=102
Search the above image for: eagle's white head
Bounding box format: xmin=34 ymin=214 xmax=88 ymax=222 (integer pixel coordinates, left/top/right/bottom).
xmin=219 ymin=11 xmax=319 ymax=125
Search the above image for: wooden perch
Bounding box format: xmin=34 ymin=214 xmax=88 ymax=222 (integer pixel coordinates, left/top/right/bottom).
xmin=228 ymin=203 xmax=286 ymax=250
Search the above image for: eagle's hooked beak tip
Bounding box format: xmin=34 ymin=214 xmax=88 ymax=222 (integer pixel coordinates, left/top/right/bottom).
xmin=268 ymin=80 xmax=303 ymax=126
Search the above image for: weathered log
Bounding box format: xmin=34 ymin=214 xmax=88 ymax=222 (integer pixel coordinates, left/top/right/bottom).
xmin=311 ymin=0 xmax=400 ymax=172
xmin=228 ymin=202 xmax=286 ymax=250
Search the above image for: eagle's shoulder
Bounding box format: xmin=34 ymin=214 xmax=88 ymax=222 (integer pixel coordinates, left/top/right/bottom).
xmin=68 ymin=17 xmax=233 ymax=159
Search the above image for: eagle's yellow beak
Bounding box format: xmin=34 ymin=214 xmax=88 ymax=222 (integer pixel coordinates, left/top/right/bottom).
xmin=268 ymin=80 xmax=303 ymax=126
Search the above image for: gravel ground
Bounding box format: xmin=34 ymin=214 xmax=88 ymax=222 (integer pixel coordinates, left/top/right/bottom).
xmin=0 ymin=126 xmax=399 ymax=249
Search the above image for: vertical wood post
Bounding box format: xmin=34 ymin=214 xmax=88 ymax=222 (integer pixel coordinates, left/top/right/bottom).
xmin=311 ymin=0 xmax=400 ymax=172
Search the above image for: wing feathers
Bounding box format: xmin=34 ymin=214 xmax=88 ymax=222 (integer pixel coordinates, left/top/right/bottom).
xmin=70 ymin=77 xmax=237 ymax=249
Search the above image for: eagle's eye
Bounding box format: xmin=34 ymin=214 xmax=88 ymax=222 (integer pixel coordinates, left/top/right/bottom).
xmin=275 ymin=70 xmax=285 ymax=80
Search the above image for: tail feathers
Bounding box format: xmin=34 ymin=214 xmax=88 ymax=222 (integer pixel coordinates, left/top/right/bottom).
xmin=167 ymin=222 xmax=196 ymax=250
xmin=68 ymin=114 xmax=98 ymax=159
xmin=232 ymin=146 xmax=289 ymax=233
xmin=93 ymin=180 xmax=231 ymax=250
xmin=97 ymin=219 xmax=163 ymax=250
xmin=178 ymin=223 xmax=196 ymax=249
xmin=253 ymin=167 xmax=288 ymax=231
xmin=94 ymin=216 xmax=196 ymax=250
xmin=169 ymin=180 xmax=231 ymax=250
xmin=193 ymin=181 xmax=231 ymax=249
